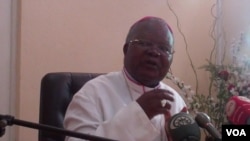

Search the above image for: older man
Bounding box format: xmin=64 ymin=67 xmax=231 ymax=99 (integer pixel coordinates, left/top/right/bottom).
xmin=64 ymin=16 xmax=187 ymax=141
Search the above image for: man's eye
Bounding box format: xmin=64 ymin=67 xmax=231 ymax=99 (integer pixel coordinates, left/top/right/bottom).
xmin=143 ymin=41 xmax=153 ymax=47
xmin=137 ymin=41 xmax=151 ymax=47
xmin=159 ymin=46 xmax=168 ymax=52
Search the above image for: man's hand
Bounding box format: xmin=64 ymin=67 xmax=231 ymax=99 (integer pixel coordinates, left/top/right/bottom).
xmin=136 ymin=89 xmax=174 ymax=119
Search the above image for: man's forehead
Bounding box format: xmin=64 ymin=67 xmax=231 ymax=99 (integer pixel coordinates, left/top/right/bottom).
xmin=132 ymin=16 xmax=173 ymax=35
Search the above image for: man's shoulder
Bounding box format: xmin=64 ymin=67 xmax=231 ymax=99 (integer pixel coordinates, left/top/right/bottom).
xmin=84 ymin=70 xmax=124 ymax=87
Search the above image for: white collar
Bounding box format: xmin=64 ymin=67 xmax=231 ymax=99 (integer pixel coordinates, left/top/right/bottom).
xmin=122 ymin=68 xmax=161 ymax=94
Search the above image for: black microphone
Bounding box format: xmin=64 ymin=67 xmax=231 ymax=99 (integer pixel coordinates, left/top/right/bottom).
xmin=168 ymin=112 xmax=201 ymax=141
xmin=0 ymin=119 xmax=6 ymax=137
xmin=0 ymin=114 xmax=118 ymax=141
xmin=195 ymin=112 xmax=221 ymax=140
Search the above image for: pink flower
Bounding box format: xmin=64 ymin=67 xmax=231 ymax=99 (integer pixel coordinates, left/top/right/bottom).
xmin=218 ymin=70 xmax=229 ymax=81
xmin=228 ymin=84 xmax=235 ymax=91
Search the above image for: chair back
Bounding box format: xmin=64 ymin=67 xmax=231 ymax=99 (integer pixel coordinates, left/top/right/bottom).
xmin=39 ymin=72 xmax=101 ymax=141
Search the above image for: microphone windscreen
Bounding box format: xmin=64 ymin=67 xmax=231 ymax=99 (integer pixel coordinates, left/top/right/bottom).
xmin=195 ymin=112 xmax=221 ymax=139
xmin=195 ymin=112 xmax=211 ymax=128
xmin=168 ymin=112 xmax=201 ymax=141
xmin=225 ymin=96 xmax=250 ymax=124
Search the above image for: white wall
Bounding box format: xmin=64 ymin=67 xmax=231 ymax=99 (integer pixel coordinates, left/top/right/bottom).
xmin=0 ymin=0 xmax=15 ymax=140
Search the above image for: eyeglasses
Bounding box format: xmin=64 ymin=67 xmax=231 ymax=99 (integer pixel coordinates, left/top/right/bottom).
xmin=128 ymin=39 xmax=174 ymax=56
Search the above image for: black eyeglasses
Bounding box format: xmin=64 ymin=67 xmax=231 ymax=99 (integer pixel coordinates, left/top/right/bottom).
xmin=128 ymin=39 xmax=175 ymax=56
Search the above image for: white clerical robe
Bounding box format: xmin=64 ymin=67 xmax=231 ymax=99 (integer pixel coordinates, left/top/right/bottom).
xmin=63 ymin=69 xmax=187 ymax=141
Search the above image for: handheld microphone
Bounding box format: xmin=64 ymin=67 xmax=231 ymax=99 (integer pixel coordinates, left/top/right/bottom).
xmin=195 ymin=112 xmax=221 ymax=140
xmin=225 ymin=95 xmax=250 ymax=125
xmin=168 ymin=112 xmax=201 ymax=141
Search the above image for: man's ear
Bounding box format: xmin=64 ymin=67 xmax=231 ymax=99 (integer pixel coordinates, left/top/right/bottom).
xmin=123 ymin=43 xmax=128 ymax=55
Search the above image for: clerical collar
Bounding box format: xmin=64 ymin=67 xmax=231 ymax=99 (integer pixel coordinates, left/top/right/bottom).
xmin=122 ymin=68 xmax=160 ymax=93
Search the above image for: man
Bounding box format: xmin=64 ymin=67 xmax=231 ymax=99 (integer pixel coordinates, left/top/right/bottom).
xmin=63 ymin=16 xmax=187 ymax=141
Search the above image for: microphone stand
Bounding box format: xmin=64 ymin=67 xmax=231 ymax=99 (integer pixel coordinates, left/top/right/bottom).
xmin=0 ymin=114 xmax=118 ymax=141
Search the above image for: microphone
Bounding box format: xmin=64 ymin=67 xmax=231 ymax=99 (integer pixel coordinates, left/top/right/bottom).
xmin=168 ymin=112 xmax=201 ymax=141
xmin=0 ymin=114 xmax=118 ymax=141
xmin=195 ymin=112 xmax=221 ymax=140
xmin=0 ymin=119 xmax=6 ymax=137
xmin=225 ymin=95 xmax=250 ymax=125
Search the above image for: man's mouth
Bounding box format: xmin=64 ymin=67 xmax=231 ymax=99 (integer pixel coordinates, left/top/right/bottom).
xmin=144 ymin=60 xmax=159 ymax=69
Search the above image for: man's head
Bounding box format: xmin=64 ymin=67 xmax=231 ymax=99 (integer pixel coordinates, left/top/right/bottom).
xmin=123 ymin=16 xmax=174 ymax=87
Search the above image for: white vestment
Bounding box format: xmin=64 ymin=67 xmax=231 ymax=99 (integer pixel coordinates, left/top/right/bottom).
xmin=63 ymin=70 xmax=187 ymax=141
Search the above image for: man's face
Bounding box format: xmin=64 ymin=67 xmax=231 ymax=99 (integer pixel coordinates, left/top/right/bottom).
xmin=123 ymin=21 xmax=174 ymax=87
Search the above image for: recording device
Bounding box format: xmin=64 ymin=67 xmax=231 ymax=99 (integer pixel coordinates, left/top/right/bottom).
xmin=168 ymin=112 xmax=201 ymax=141
xmin=0 ymin=114 xmax=118 ymax=141
xmin=225 ymin=95 xmax=250 ymax=125
xmin=195 ymin=112 xmax=221 ymax=140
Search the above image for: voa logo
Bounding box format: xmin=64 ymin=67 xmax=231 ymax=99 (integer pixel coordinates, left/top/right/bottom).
xmin=226 ymin=129 xmax=246 ymax=136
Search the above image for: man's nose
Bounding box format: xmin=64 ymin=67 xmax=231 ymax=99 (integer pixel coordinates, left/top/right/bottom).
xmin=146 ymin=46 xmax=161 ymax=57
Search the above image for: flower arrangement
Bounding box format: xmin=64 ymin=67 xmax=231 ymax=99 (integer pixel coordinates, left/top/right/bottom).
xmin=166 ymin=60 xmax=250 ymax=131
xmin=164 ymin=2 xmax=250 ymax=140
xmin=165 ymin=29 xmax=250 ymax=134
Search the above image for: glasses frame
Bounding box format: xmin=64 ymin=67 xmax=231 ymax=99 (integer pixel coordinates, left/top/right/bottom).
xmin=128 ymin=39 xmax=175 ymax=56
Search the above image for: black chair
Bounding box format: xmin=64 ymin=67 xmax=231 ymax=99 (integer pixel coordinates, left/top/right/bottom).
xmin=39 ymin=72 xmax=101 ymax=141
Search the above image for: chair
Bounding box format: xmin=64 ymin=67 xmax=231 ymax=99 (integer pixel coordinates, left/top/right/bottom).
xmin=39 ymin=72 xmax=101 ymax=141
